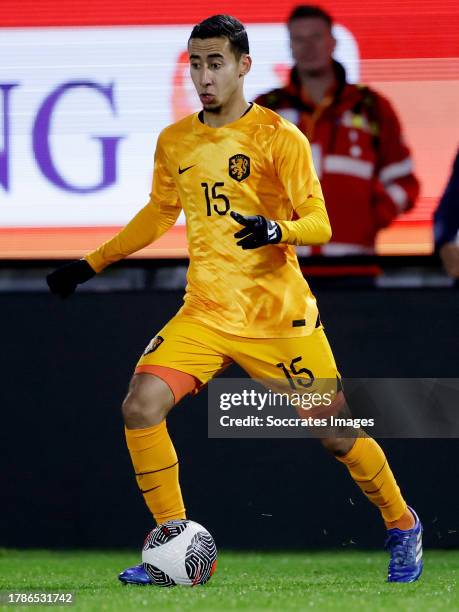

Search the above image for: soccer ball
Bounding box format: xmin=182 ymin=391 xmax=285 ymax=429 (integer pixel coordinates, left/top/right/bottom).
xmin=142 ymin=519 xmax=217 ymax=587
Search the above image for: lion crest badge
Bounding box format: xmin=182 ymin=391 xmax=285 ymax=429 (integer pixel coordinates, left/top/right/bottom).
xmin=143 ymin=335 xmax=164 ymax=355
xmin=229 ymin=154 xmax=250 ymax=182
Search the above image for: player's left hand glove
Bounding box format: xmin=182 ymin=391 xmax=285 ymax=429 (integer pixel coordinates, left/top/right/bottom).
xmin=231 ymin=211 xmax=282 ymax=249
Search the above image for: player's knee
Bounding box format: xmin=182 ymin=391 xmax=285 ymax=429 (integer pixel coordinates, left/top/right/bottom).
xmin=121 ymin=394 xmax=148 ymax=427
xmin=121 ymin=392 xmax=167 ymax=428
xmin=122 ymin=374 xmax=174 ymax=428
xmin=320 ymin=437 xmax=355 ymax=457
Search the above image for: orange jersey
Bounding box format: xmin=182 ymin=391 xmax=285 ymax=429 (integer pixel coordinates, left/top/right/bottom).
xmin=86 ymin=103 xmax=331 ymax=338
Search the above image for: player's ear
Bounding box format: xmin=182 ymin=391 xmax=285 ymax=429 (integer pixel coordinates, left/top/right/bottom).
xmin=239 ymin=54 xmax=252 ymax=78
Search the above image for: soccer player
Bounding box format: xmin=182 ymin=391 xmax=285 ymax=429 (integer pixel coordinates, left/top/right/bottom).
xmin=47 ymin=15 xmax=423 ymax=583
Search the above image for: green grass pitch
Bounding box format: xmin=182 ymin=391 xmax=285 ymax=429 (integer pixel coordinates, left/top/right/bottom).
xmin=1 ymin=549 xmax=458 ymax=611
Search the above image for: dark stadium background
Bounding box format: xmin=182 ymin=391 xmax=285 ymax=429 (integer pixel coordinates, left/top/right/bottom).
xmin=1 ymin=0 xmax=458 ymax=553
xmin=1 ymin=287 xmax=458 ymax=549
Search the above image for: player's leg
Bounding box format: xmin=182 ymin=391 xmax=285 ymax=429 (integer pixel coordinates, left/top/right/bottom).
xmin=122 ymin=372 xmax=190 ymax=526
xmin=232 ymin=321 xmax=422 ymax=582
xmin=119 ymin=370 xmax=195 ymax=585
xmin=322 ymin=434 xmax=411 ymax=528
xmin=307 ymin=327 xmax=422 ymax=582
xmin=326 ymin=433 xmax=422 ymax=582
xmin=119 ymin=315 xmax=232 ymax=584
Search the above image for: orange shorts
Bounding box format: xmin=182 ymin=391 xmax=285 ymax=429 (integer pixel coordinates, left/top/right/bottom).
xmin=134 ymin=313 xmax=340 ymax=404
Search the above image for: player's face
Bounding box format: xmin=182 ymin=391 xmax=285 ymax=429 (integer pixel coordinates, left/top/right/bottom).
xmin=188 ymin=37 xmax=251 ymax=112
xmin=289 ymin=18 xmax=335 ymax=75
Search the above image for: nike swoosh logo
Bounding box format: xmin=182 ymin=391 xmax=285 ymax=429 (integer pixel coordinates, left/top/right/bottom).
xmin=178 ymin=164 xmax=196 ymax=175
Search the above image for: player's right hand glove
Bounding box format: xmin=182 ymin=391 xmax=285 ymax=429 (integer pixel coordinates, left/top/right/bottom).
xmin=46 ymin=259 xmax=96 ymax=299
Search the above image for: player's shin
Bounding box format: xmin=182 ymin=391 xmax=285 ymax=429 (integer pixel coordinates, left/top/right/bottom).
xmin=335 ymin=436 xmax=414 ymax=528
xmin=125 ymin=421 xmax=186 ymax=524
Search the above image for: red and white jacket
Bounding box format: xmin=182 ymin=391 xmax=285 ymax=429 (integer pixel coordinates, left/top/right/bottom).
xmin=255 ymin=61 xmax=420 ymax=254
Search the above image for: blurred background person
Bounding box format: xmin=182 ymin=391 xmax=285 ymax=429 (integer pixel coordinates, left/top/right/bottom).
xmin=255 ymin=4 xmax=420 ymax=256
xmin=434 ymin=149 xmax=459 ymax=279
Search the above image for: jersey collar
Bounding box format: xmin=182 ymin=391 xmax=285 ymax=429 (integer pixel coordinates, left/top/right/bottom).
xmin=194 ymin=102 xmax=255 ymax=132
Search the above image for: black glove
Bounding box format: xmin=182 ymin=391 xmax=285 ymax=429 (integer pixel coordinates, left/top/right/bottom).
xmin=46 ymin=259 xmax=96 ymax=299
xmin=231 ymin=211 xmax=282 ymax=249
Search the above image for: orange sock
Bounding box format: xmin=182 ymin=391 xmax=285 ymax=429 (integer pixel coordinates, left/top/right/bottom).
xmin=385 ymin=508 xmax=415 ymax=530
xmin=125 ymin=421 xmax=186 ymax=525
xmin=336 ymin=437 xmax=413 ymax=529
